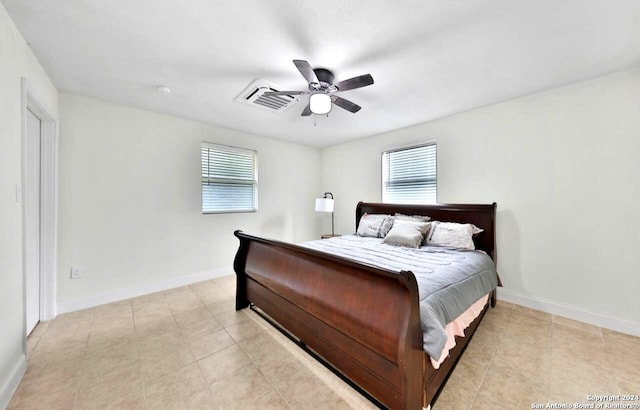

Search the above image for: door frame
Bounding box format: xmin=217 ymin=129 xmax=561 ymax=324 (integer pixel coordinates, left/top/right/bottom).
xmin=21 ymin=78 xmax=58 ymax=338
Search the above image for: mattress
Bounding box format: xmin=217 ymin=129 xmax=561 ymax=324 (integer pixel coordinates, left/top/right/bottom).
xmin=301 ymin=235 xmax=498 ymax=360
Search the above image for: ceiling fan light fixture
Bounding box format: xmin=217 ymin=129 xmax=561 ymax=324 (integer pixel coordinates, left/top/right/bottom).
xmin=309 ymin=93 xmax=332 ymax=115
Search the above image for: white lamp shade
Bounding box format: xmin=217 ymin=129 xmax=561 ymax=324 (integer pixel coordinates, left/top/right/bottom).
xmin=309 ymin=93 xmax=332 ymax=115
xmin=315 ymin=197 xmax=334 ymax=213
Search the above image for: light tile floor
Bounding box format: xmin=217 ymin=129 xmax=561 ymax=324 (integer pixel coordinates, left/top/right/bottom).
xmin=9 ymin=275 xmax=640 ymax=409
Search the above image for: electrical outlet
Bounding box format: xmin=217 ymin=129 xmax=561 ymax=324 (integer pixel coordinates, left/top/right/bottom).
xmin=70 ymin=266 xmax=83 ymax=279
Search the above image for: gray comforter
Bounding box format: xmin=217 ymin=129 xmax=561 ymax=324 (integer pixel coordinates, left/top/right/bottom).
xmin=301 ymin=235 xmax=498 ymax=360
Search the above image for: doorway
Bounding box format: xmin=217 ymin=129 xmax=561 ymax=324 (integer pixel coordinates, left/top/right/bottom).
xmin=22 ymin=80 xmax=57 ymax=338
xmin=24 ymin=107 xmax=41 ymax=335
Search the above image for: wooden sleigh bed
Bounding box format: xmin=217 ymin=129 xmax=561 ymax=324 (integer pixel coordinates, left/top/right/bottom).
xmin=234 ymin=202 xmax=498 ymax=409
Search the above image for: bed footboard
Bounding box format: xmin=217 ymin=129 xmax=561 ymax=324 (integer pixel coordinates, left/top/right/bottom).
xmin=234 ymin=230 xmax=423 ymax=409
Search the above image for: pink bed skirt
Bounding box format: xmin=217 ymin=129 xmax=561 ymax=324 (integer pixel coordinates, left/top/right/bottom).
xmin=431 ymin=294 xmax=489 ymax=369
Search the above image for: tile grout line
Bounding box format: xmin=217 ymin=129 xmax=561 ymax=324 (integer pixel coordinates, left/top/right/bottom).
xmin=547 ymin=315 xmax=555 ymax=403
xmin=466 ymin=302 xmax=514 ymax=410
xmin=71 ymin=307 xmax=94 ymax=410
xmin=241 ymin=308 xmax=370 ymax=408
xmin=234 ymin=316 xmax=296 ymax=409
xmin=601 ymin=327 xmax=624 ymax=396
xmin=191 ymin=281 xmax=232 ymax=410
xmin=128 ymin=300 xmax=149 ymax=410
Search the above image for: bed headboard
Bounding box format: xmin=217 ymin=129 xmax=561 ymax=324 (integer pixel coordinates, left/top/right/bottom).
xmin=355 ymin=201 xmax=497 ymax=263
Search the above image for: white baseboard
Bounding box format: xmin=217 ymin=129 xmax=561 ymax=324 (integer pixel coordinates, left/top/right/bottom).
xmin=57 ymin=268 xmax=233 ymax=314
xmin=497 ymin=287 xmax=640 ymax=337
xmin=0 ymin=354 xmax=26 ymax=410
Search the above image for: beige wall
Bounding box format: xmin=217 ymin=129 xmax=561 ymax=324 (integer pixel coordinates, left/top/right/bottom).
xmin=321 ymin=68 xmax=640 ymax=330
xmin=0 ymin=3 xmax=59 ymax=406
xmin=57 ymin=93 xmax=322 ymax=305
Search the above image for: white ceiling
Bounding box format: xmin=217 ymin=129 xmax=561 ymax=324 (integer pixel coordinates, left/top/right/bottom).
xmin=5 ymin=0 xmax=640 ymax=147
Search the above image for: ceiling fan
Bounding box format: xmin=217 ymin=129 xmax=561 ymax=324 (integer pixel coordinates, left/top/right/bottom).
xmin=265 ymin=60 xmax=374 ymax=116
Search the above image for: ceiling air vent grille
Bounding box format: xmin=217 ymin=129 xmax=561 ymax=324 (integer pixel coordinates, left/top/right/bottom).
xmin=235 ymin=80 xmax=298 ymax=113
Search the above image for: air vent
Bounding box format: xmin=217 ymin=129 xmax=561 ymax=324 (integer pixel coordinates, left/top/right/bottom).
xmin=235 ymin=80 xmax=299 ymax=113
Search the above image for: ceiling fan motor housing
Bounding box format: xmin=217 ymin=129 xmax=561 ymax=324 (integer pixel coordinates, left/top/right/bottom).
xmin=313 ymin=68 xmax=335 ymax=86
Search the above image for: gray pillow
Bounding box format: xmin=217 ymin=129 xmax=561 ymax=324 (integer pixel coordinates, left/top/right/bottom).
xmin=383 ymin=220 xmax=431 ymax=248
xmin=379 ymin=215 xmax=395 ymax=237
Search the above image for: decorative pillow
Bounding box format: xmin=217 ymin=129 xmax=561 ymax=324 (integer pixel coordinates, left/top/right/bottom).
xmin=383 ymin=220 xmax=431 ymax=248
xmin=379 ymin=215 xmax=395 ymax=237
xmin=426 ymin=221 xmax=483 ymax=250
xmin=357 ymin=214 xmax=394 ymax=238
xmin=394 ymin=213 xmax=431 ymax=223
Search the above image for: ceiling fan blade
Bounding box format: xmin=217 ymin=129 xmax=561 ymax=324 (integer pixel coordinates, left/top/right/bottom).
xmin=335 ymin=74 xmax=374 ymax=91
xmin=301 ymin=104 xmax=312 ymax=116
xmin=263 ymin=90 xmax=306 ymax=96
xmin=331 ymin=96 xmax=361 ymax=113
xmin=293 ymin=60 xmax=319 ymax=84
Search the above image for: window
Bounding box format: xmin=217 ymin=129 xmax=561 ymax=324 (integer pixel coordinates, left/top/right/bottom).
xmin=382 ymin=143 xmax=437 ymax=204
xmin=201 ymin=142 xmax=257 ymax=213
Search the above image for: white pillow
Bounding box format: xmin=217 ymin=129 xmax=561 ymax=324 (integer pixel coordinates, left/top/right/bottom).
xmin=357 ymin=214 xmax=394 ymax=238
xmin=426 ymin=221 xmax=483 ymax=250
xmin=383 ymin=220 xmax=431 ymax=248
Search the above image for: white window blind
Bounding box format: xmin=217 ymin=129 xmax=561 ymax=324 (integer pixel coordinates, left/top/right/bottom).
xmin=382 ymin=143 xmax=437 ymax=204
xmin=201 ymin=143 xmax=257 ymax=213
